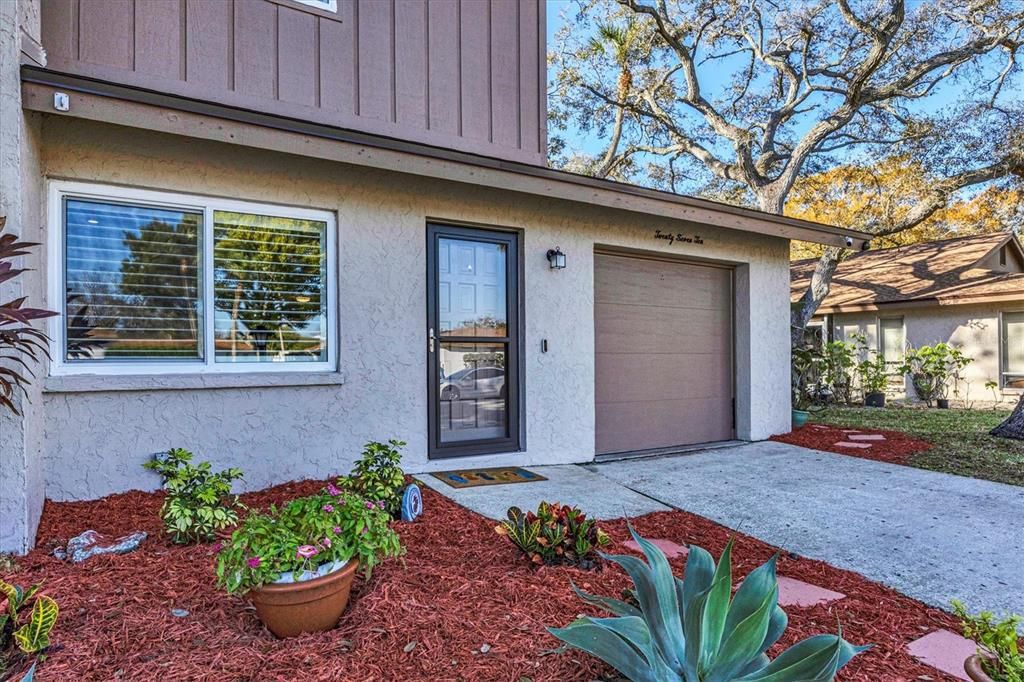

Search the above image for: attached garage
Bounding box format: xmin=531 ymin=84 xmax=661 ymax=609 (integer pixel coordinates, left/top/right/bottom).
xmin=594 ymin=251 xmax=735 ymax=456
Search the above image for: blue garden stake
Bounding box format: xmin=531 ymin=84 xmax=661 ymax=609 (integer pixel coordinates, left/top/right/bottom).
xmin=401 ymin=483 xmax=423 ymax=522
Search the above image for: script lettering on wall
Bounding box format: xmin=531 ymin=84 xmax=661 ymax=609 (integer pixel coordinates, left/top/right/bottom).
xmin=654 ymin=230 xmax=704 ymax=246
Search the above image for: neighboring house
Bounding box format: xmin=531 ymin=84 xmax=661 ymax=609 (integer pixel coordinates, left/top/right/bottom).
xmin=0 ymin=0 xmax=866 ymax=553
xmin=791 ymin=232 xmax=1024 ymax=403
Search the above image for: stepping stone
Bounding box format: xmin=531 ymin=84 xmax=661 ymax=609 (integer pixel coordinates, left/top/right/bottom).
xmin=834 ymin=441 xmax=873 ymax=449
xmin=622 ymin=538 xmax=688 ymax=559
xmin=841 ymin=429 xmax=862 ymax=433
xmin=775 ymin=576 xmax=845 ymax=607
xmin=906 ymin=629 xmax=976 ymax=681
xmin=848 ymin=434 xmax=886 ymax=441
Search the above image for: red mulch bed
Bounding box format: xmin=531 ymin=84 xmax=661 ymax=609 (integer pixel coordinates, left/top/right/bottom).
xmin=2 ymin=480 xmax=961 ymax=681
xmin=771 ymin=423 xmax=933 ymax=465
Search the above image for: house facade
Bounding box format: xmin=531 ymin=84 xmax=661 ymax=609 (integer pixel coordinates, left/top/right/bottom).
xmin=0 ymin=0 xmax=866 ymax=553
xmin=792 ymin=233 xmax=1024 ymax=404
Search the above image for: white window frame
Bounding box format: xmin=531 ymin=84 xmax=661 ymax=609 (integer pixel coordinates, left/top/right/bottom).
xmin=291 ymin=0 xmax=337 ymax=12
xmin=998 ymin=309 xmax=1024 ymax=391
xmin=48 ymin=181 xmax=337 ymax=376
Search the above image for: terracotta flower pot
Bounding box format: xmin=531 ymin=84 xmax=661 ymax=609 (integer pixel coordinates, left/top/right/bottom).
xmin=964 ymin=654 xmax=997 ymax=682
xmin=248 ymin=560 xmax=358 ymax=638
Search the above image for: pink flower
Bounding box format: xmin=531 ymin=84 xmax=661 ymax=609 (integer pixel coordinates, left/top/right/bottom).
xmin=360 ymin=528 xmax=368 ymax=535
xmin=323 ymin=504 xmax=335 ymax=512
xmin=296 ymin=545 xmax=319 ymax=559
xmin=326 ymin=483 xmax=341 ymax=496
xmin=365 ymin=501 xmax=375 ymax=510
xmin=332 ymin=526 xmax=342 ymax=535
xmin=322 ymin=537 xmax=332 ymax=548
xmin=377 ymin=501 xmax=386 ymax=510
xmin=212 ymin=542 xmax=223 ymax=553
xmin=247 ymin=556 xmax=261 ymax=569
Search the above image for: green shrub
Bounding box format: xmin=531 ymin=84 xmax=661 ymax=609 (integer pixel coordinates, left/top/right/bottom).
xmin=0 ymin=579 xmax=59 ymax=678
xmin=548 ymin=528 xmax=869 ymax=681
xmin=821 ymin=339 xmax=859 ymax=405
xmin=496 ymin=502 xmax=610 ymax=567
xmin=215 ymin=488 xmax=403 ymax=594
xmin=953 ymin=600 xmax=1024 ymax=682
xmin=341 ymin=440 xmax=407 ymax=516
xmin=857 ymin=352 xmax=890 ymax=396
xmin=143 ymin=448 xmax=244 ymax=544
xmin=897 ymin=343 xmax=972 ymax=406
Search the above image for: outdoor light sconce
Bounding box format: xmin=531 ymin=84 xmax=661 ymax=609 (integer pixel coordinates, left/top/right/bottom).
xmin=546 ymin=247 xmax=567 ymax=269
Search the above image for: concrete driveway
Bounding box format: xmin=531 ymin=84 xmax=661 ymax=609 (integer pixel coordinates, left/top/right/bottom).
xmin=591 ymin=441 xmax=1024 ymax=619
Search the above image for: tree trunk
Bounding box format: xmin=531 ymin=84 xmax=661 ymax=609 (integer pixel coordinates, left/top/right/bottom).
xmin=790 ymin=246 xmax=842 ymax=347
xmin=990 ymin=394 xmax=1024 ymax=440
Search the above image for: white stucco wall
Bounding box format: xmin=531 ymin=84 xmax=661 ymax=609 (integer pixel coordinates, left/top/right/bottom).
xmin=0 ymin=0 xmax=46 ymax=554
xmin=31 ymin=118 xmax=791 ymax=504
xmin=830 ymin=303 xmax=1021 ymax=404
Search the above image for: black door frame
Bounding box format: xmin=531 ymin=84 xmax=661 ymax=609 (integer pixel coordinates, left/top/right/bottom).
xmin=426 ymin=222 xmax=523 ymax=459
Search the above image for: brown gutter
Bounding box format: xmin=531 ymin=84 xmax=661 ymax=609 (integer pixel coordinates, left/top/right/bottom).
xmin=21 ymin=66 xmax=871 ymax=249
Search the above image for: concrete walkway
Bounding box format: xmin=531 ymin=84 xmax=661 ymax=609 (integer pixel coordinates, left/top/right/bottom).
xmin=416 ymin=464 xmax=671 ymax=520
xmin=592 ymin=441 xmax=1024 ymax=619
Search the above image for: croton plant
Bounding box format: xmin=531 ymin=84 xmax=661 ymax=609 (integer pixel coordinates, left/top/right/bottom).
xmin=496 ymin=501 xmax=611 ymax=567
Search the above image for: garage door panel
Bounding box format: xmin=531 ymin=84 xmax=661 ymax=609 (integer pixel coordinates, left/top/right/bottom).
xmin=595 ymin=398 xmax=734 ymax=454
xmin=595 ymin=303 xmax=731 ymax=354
xmin=595 ymin=255 xmax=732 ymax=309
xmin=595 ymin=352 xmax=731 ymax=403
xmin=594 ymin=252 xmax=733 ymax=455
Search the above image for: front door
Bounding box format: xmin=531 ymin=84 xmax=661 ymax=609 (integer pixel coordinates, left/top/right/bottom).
xmin=427 ymin=224 xmax=520 ymax=458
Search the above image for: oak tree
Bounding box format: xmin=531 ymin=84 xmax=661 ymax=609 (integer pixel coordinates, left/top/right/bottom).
xmin=550 ymin=0 xmax=1024 ymax=342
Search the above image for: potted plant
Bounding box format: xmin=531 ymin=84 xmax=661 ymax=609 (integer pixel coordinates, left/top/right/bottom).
xmin=791 ymin=344 xmax=822 ymax=427
xmin=953 ymin=600 xmax=1023 ymax=682
xmin=897 ymin=343 xmax=972 ymax=408
xmin=857 ymin=352 xmax=890 ymax=408
xmin=216 ymin=488 xmax=402 ymax=638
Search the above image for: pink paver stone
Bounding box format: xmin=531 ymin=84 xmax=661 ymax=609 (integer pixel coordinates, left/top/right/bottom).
xmin=848 ymin=434 xmax=886 ymax=441
xmin=834 ymin=441 xmax=873 ymax=449
xmin=775 ymin=576 xmax=845 ymax=607
xmin=622 ymin=538 xmax=688 ymax=559
xmin=906 ymin=629 xmax=976 ymax=681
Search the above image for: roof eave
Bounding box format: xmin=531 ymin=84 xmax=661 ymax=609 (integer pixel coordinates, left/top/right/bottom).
xmin=21 ymin=67 xmax=869 ymax=249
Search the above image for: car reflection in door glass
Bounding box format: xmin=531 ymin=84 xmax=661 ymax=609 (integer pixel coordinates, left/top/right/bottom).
xmin=439 ymin=366 xmax=505 ymax=401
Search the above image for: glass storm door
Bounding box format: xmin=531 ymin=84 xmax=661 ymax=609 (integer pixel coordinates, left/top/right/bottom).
xmin=427 ymin=224 xmax=520 ymax=458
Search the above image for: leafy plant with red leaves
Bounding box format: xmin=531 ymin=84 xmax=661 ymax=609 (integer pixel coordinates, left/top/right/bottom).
xmin=0 ymin=216 xmax=57 ymax=415
xmin=496 ymin=501 xmax=610 ymax=567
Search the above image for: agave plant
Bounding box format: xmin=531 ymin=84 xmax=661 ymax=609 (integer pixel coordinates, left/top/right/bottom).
xmin=0 ymin=217 xmax=56 ymax=414
xmin=549 ymin=528 xmax=869 ymax=681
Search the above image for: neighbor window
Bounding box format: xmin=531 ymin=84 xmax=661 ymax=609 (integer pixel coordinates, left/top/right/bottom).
xmin=53 ymin=183 xmax=335 ymax=374
xmin=1002 ymin=312 xmax=1024 ymax=389
xmin=291 ymin=0 xmax=337 ymax=11
xmin=878 ymin=317 xmax=905 ymax=368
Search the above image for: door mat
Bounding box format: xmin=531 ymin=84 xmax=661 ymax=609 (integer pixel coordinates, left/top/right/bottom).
xmin=430 ymin=466 xmax=547 ymax=488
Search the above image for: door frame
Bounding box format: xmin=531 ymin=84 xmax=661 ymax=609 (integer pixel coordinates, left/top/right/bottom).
xmin=426 ymin=222 xmax=524 ymax=459
xmin=592 ymin=246 xmax=737 ymax=457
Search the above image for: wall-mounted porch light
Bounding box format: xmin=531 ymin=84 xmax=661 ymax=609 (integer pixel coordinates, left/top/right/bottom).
xmin=546 ymin=247 xmax=567 ymax=269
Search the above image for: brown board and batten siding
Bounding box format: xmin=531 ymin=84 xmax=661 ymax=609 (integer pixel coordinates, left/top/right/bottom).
xmin=39 ymin=0 xmax=547 ymax=165
xmin=594 ymin=252 xmax=735 ymax=456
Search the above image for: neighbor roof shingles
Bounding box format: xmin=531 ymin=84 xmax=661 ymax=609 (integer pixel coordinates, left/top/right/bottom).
xmin=791 ymin=232 xmax=1024 ymax=312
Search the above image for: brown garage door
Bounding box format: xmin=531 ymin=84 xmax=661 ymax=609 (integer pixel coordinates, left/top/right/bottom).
xmin=594 ymin=251 xmax=734 ymax=455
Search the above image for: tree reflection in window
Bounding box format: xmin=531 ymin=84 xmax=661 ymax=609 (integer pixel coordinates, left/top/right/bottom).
xmin=212 ymin=212 xmax=327 ymax=363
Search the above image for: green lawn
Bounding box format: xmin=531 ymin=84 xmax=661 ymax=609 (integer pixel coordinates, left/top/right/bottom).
xmin=814 ymin=405 xmax=1024 ymax=487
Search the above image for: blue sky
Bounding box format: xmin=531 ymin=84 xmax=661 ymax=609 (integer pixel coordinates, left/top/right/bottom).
xmin=545 ymin=0 xmax=1021 ymax=165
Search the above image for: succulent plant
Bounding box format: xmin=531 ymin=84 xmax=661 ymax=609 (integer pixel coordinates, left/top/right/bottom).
xmin=548 ymin=528 xmax=869 ymax=681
